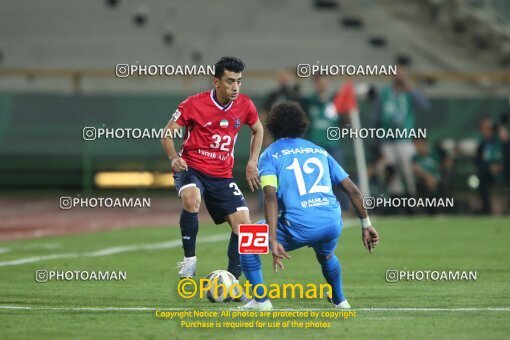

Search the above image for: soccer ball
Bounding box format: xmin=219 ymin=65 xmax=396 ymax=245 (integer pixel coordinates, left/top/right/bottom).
xmin=205 ymin=270 xmax=239 ymax=303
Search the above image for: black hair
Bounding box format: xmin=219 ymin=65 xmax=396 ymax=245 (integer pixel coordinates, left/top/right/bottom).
xmin=266 ymin=102 xmax=309 ymax=140
xmin=214 ymin=56 xmax=245 ymax=78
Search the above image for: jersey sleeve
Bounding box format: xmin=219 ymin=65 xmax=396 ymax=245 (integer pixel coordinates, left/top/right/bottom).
xmin=244 ymin=99 xmax=259 ymax=127
xmin=172 ymin=98 xmax=193 ymax=127
xmin=328 ymin=154 xmax=349 ymax=185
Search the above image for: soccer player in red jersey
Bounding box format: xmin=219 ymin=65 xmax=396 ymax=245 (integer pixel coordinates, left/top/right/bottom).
xmin=161 ymin=57 xmax=263 ymax=280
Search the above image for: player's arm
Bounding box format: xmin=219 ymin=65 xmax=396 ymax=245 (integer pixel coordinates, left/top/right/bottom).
xmin=338 ymin=178 xmax=380 ymax=253
xmin=161 ymin=118 xmax=188 ymax=172
xmin=246 ymin=119 xmax=264 ymax=192
xmin=262 ymin=183 xmax=290 ymax=272
xmin=263 ymin=185 xmax=279 ymax=247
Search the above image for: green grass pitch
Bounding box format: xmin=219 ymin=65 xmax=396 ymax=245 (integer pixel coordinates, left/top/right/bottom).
xmin=0 ymin=217 xmax=509 ymax=339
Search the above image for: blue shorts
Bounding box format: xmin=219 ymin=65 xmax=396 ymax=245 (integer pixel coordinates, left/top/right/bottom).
xmin=257 ymin=219 xmax=342 ymax=256
xmin=174 ymin=167 xmax=248 ymax=224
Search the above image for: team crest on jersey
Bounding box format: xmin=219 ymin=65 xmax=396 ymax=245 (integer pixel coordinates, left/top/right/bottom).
xmin=234 ymin=118 xmax=241 ymax=129
xmin=220 ymin=119 xmax=229 ymax=128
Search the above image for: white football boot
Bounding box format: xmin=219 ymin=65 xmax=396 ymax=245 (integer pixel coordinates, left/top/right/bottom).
xmin=177 ymin=256 xmax=196 ymax=278
xmin=238 ymin=299 xmax=273 ymax=310
xmin=333 ymin=300 xmax=351 ymax=309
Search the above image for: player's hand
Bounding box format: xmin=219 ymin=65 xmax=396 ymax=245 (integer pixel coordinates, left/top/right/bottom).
xmin=271 ymin=241 xmax=291 ymax=272
xmin=246 ymin=160 xmax=261 ymax=192
xmin=362 ymin=226 xmax=379 ymax=253
xmin=171 ymin=157 xmax=188 ymax=172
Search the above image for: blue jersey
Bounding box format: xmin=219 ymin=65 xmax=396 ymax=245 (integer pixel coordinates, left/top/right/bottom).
xmin=258 ymin=138 xmax=349 ymax=234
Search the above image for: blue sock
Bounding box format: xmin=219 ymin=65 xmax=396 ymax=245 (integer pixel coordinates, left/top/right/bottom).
xmin=317 ymin=254 xmax=346 ymax=304
xmin=240 ymin=254 xmax=267 ymax=302
xmin=227 ymin=232 xmax=242 ymax=279
xmin=179 ymin=209 xmax=198 ymax=257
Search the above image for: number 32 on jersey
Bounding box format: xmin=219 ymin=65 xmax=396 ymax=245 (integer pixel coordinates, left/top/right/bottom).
xmin=210 ymin=134 xmax=232 ymax=152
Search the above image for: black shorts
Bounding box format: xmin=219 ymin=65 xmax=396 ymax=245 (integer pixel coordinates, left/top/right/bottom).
xmin=173 ymin=167 xmax=248 ymax=224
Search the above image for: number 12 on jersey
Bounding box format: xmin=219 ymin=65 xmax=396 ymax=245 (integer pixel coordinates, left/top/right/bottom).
xmin=285 ymin=157 xmax=330 ymax=196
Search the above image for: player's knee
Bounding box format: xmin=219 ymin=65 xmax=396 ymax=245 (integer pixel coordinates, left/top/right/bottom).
xmin=181 ymin=192 xmax=201 ymax=212
xmin=315 ymin=252 xmax=333 ymax=263
xmin=231 ymin=224 xmax=240 ymax=235
xmin=230 ymin=216 xmax=251 ymax=235
xmin=230 ymin=219 xmax=250 ymax=235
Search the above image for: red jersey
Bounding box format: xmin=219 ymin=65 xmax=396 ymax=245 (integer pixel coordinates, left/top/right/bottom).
xmin=172 ymin=89 xmax=259 ymax=178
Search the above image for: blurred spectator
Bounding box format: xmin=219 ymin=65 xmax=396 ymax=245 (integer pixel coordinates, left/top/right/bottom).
xmin=257 ymin=70 xmax=301 ymax=212
xmin=368 ymin=145 xmax=401 ymax=196
xmin=367 ymin=145 xmax=410 ymax=215
xmin=412 ymin=137 xmax=441 ymax=196
xmin=301 ymin=75 xmax=349 ymax=210
xmin=497 ymin=112 xmax=510 ymax=213
xmin=475 ymin=116 xmax=505 ymax=214
xmin=374 ymin=62 xmax=430 ymax=197
xmin=261 ymin=69 xmax=301 ymax=147
xmin=412 ymin=137 xmax=445 ymax=214
xmin=302 ymin=75 xmax=340 ymax=150
xmin=498 ymin=112 xmax=510 ymax=186
xmin=435 ymin=139 xmax=454 ymax=197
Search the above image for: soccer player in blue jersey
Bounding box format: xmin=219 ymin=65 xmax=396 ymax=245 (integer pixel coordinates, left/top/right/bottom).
xmin=240 ymin=102 xmax=379 ymax=310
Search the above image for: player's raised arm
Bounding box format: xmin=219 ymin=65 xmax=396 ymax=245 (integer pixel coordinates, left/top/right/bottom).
xmin=338 ymin=178 xmax=380 ymax=253
xmin=161 ymin=117 xmax=187 ymax=172
xmin=246 ymin=118 xmax=264 ymax=192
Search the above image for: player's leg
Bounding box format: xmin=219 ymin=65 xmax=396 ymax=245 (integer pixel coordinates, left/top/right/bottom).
xmin=240 ymin=219 xmax=302 ymax=310
xmin=224 ymin=209 xmax=250 ymax=279
xmin=312 ymin=224 xmax=349 ymax=308
xmin=239 ymin=219 xmax=266 ymax=303
xmin=239 ymin=253 xmax=265 ymax=300
xmin=202 ymin=178 xmax=249 ymax=280
xmin=173 ymin=169 xmax=205 ymax=278
xmin=180 ymin=186 xmax=201 ymax=256
xmin=314 ymin=251 xmax=348 ymax=307
xmin=238 ymin=252 xmax=273 ymax=310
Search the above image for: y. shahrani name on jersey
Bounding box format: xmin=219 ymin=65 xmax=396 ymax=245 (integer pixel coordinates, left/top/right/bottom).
xmin=271 ymin=147 xmax=328 ymax=159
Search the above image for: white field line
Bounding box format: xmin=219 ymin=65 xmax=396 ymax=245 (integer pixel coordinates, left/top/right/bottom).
xmin=0 ymin=220 xmax=358 ymax=268
xmin=0 ymin=220 xmax=507 ymax=314
xmin=0 ymin=234 xmax=229 ymax=267
xmin=0 ymin=305 xmax=509 ymax=312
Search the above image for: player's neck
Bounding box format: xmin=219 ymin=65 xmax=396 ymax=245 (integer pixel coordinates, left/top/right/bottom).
xmin=213 ymin=89 xmax=231 ymax=106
